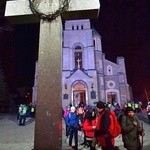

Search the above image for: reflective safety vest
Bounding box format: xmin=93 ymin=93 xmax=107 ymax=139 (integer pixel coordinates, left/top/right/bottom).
xmin=134 ymin=103 xmax=138 ymax=109
xmin=20 ymin=105 xmax=27 ymax=115
xmin=31 ymin=107 xmax=35 ymax=112
xmin=127 ymin=103 xmax=132 ymax=107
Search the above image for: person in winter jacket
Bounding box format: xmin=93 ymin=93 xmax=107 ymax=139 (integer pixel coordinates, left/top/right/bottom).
xmin=65 ymin=106 xmax=79 ymax=150
xmin=19 ymin=104 xmax=28 ymax=126
xmin=146 ymin=102 xmax=150 ymax=123
xmin=63 ymin=106 xmax=70 ymax=137
xmin=77 ymin=106 xmax=89 ymax=147
xmin=83 ymin=109 xmax=96 ymax=150
xmin=95 ymin=101 xmax=115 ymax=150
xmin=120 ymin=107 xmax=145 ymax=150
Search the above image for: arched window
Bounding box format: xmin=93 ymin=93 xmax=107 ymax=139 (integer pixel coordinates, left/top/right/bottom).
xmin=74 ymin=46 xmax=82 ymax=69
xmin=75 ymin=46 xmax=82 ymax=50
xmin=107 ymin=65 xmax=113 ymax=75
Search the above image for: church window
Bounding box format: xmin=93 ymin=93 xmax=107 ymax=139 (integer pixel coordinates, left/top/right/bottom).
xmin=75 ymin=51 xmax=82 ymax=68
xmin=93 ymin=39 xmax=96 ymax=47
xmin=74 ymin=82 xmax=85 ymax=89
xmin=72 ymin=26 xmax=74 ymax=30
xmin=63 ymin=94 xmax=68 ymax=99
xmin=107 ymin=80 xmax=115 ymax=89
xmin=74 ymin=46 xmax=82 ymax=69
xmin=107 ymin=65 xmax=113 ymax=75
xmin=81 ymin=25 xmax=83 ymax=29
xmin=77 ymin=25 xmax=79 ymax=30
xmin=75 ymin=46 xmax=82 ymax=49
xmin=119 ymin=75 xmax=125 ymax=83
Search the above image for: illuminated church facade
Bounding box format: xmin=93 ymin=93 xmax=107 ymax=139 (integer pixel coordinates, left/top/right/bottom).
xmin=32 ymin=19 xmax=130 ymax=108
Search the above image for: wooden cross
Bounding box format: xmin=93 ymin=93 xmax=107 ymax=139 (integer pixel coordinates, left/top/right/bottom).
xmin=5 ymin=0 xmax=100 ymax=149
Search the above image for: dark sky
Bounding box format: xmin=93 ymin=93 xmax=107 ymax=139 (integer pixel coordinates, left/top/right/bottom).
xmin=93 ymin=0 xmax=150 ymax=101
xmin=0 ymin=0 xmax=150 ymax=101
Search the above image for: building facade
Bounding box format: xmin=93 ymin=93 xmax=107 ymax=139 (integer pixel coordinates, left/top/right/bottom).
xmin=32 ymin=19 xmax=130 ymax=108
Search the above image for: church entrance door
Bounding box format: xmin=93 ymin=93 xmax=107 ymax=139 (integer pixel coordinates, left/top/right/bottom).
xmin=73 ymin=90 xmax=86 ymax=107
xmin=72 ymin=81 xmax=87 ymax=107
xmin=107 ymin=92 xmax=117 ymax=104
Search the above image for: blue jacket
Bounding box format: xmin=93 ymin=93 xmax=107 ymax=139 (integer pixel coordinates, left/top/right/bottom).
xmin=65 ymin=112 xmax=79 ymax=128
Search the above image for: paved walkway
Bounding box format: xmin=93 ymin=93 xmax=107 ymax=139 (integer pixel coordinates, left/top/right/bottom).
xmin=0 ymin=113 xmax=35 ymax=150
xmin=0 ymin=112 xmax=150 ymax=150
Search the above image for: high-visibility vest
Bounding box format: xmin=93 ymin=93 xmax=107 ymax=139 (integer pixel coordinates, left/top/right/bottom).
xmin=20 ymin=105 xmax=27 ymax=115
xmin=134 ymin=103 xmax=138 ymax=109
xmin=127 ymin=103 xmax=132 ymax=107
xmin=31 ymin=107 xmax=34 ymax=112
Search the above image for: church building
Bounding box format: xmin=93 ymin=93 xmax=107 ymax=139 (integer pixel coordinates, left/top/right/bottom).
xmin=32 ymin=19 xmax=130 ymax=108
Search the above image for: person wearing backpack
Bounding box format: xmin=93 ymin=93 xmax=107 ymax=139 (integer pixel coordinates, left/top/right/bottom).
xmin=65 ymin=106 xmax=79 ymax=150
xmin=120 ymin=107 xmax=145 ymax=150
xmin=95 ymin=101 xmax=120 ymax=150
xmin=63 ymin=106 xmax=70 ymax=138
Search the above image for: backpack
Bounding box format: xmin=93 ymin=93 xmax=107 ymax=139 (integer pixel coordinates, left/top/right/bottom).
xmin=63 ymin=109 xmax=69 ymax=118
xmin=109 ymin=110 xmax=121 ymax=138
xmin=66 ymin=112 xmax=79 ymax=129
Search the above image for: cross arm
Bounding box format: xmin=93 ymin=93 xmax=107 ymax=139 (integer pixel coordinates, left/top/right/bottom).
xmin=5 ymin=0 xmax=100 ymax=24
xmin=5 ymin=0 xmax=39 ymax=24
xmin=62 ymin=0 xmax=100 ymax=20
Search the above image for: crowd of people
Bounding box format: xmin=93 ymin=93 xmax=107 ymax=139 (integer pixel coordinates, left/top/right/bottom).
xmin=16 ymin=99 xmax=150 ymax=149
xmin=63 ymin=101 xmax=145 ymax=150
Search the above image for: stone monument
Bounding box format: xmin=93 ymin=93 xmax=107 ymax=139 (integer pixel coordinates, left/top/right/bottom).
xmin=5 ymin=0 xmax=100 ymax=149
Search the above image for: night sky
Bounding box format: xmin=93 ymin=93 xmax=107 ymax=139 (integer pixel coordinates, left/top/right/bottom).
xmin=0 ymin=0 xmax=150 ymax=102
xmin=94 ymin=0 xmax=150 ymax=101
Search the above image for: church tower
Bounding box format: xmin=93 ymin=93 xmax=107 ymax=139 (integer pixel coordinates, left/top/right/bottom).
xmin=93 ymin=29 xmax=105 ymax=101
xmin=62 ymin=19 xmax=99 ymax=107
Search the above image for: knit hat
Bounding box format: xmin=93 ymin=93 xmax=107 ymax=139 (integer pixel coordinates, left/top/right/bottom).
xmin=70 ymin=106 xmax=76 ymax=112
xmin=126 ymin=107 xmax=134 ymax=112
xmin=97 ymin=101 xmax=105 ymax=109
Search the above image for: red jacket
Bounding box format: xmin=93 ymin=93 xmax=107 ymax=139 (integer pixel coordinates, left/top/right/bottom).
xmin=96 ymin=110 xmax=115 ymax=146
xmin=83 ymin=119 xmax=96 ymax=138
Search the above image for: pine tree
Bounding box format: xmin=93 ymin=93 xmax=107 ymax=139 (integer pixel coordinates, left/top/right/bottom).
xmin=0 ymin=63 xmax=9 ymax=112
